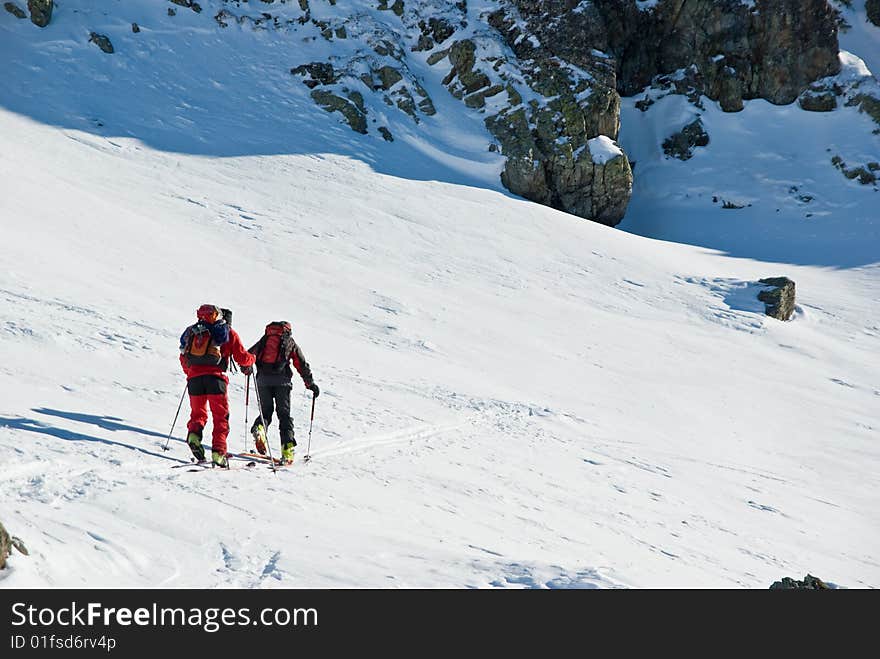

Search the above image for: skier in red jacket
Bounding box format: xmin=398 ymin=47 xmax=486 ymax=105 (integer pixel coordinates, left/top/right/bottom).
xmin=179 ymin=304 xmax=255 ymax=467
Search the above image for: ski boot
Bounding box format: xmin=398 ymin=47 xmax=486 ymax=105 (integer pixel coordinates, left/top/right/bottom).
xmin=251 ymin=421 xmax=268 ymax=456
xmin=281 ymin=443 xmax=295 ymax=466
xmin=187 ymin=431 xmax=205 ymax=462
xmin=211 ymin=450 xmax=229 ymax=469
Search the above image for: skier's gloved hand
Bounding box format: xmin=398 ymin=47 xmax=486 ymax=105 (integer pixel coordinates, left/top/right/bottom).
xmin=308 ymin=383 xmax=320 ymax=398
xmin=241 ymin=365 xmax=253 ymax=376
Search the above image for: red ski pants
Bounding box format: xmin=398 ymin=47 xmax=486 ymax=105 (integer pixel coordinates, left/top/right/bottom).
xmin=187 ymin=393 xmax=230 ymax=454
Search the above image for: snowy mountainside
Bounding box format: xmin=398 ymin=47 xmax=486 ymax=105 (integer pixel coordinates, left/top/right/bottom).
xmin=617 ymin=48 xmax=880 ymax=266
xmin=0 ymin=0 xmax=638 ymax=223
xmin=0 ymin=0 xmax=506 ymax=185
xmin=835 ymin=0 xmax=880 ymax=76
xmin=0 ymin=1 xmax=878 ymax=588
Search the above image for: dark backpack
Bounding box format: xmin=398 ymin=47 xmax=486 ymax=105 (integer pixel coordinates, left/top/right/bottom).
xmin=255 ymin=321 xmax=293 ymax=372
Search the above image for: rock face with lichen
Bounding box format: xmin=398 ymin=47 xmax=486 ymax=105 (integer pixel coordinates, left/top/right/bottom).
xmin=769 ymin=574 xmax=829 ymax=589
xmin=479 ymin=7 xmax=633 ymax=225
xmin=26 ymin=0 xmax=51 ymax=27
xmin=4 ymin=2 xmax=27 ymax=19
xmin=867 ymin=0 xmax=880 ymax=28
xmin=89 ymin=32 xmax=114 ymax=54
xmin=0 ymin=521 xmax=29 ymax=570
xmin=513 ymin=0 xmax=840 ymax=110
xmin=663 ymin=119 xmax=710 ymax=160
xmin=758 ymin=277 xmax=797 ymax=321
xmin=8 ymin=0 xmax=849 ymax=227
xmin=274 ymin=0 xmax=634 ymax=225
xmin=275 ymin=1 xmax=841 ymax=225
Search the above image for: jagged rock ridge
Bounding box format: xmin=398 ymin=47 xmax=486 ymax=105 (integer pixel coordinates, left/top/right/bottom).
xmin=3 ymin=0 xmax=854 ymax=227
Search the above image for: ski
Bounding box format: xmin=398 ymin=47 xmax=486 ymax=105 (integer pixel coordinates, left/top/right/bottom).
xmin=170 ymin=458 xmax=257 ymax=471
xmin=236 ymin=451 xmax=285 ymax=466
xmin=170 ymin=459 xmax=210 ymax=469
xmin=232 ymin=452 xmax=294 ymax=470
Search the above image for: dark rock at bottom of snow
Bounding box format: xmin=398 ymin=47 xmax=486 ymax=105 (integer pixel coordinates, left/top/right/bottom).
xmin=27 ymin=0 xmax=51 ymax=27
xmin=4 ymin=2 xmax=26 ymax=18
xmin=310 ymin=90 xmax=367 ymax=134
xmin=769 ymin=574 xmax=830 ymax=589
xmin=0 ymin=520 xmax=29 ymax=570
xmin=798 ymin=91 xmax=837 ymax=112
xmin=867 ymin=0 xmax=880 ymax=28
xmin=89 ymin=32 xmax=114 ymax=54
xmin=662 ymin=119 xmax=709 ymax=161
xmin=758 ymin=277 xmax=796 ymax=321
xmin=170 ymin=0 xmax=198 ymax=8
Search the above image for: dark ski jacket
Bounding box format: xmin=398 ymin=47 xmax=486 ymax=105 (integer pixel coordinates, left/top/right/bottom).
xmin=248 ymin=335 xmax=314 ymax=388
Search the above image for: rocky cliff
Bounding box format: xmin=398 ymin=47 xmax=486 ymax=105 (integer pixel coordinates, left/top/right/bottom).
xmin=2 ymin=0 xmax=850 ymax=227
xmin=515 ymin=0 xmax=841 ymax=111
xmin=235 ymin=0 xmax=843 ymax=225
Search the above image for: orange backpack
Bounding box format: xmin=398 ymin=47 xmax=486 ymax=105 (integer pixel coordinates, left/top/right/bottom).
xmin=182 ymin=322 xmax=223 ymax=366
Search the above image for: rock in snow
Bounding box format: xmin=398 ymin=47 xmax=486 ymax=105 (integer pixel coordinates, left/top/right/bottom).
xmin=769 ymin=574 xmax=830 ymax=589
xmin=26 ymin=0 xmax=51 ymax=27
xmin=758 ymin=277 xmax=797 ymax=321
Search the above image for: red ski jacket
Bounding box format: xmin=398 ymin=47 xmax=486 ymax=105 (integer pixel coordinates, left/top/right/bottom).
xmin=180 ymin=327 xmax=255 ymax=383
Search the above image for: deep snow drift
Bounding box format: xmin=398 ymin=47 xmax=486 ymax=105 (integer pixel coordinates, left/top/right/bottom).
xmin=0 ymin=1 xmax=878 ymax=588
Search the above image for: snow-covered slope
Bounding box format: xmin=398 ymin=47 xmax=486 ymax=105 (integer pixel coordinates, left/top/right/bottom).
xmin=836 ymin=1 xmax=880 ymax=77
xmin=1 ymin=2 xmax=878 ymax=588
xmin=618 ymin=51 xmax=880 ymax=267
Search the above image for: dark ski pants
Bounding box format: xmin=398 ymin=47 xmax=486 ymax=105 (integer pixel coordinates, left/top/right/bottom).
xmin=186 ymin=375 xmax=230 ymax=454
xmin=253 ymin=383 xmax=296 ymax=447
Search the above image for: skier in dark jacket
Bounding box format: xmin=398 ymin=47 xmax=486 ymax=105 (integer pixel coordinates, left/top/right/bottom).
xmin=180 ymin=304 xmax=255 ymax=467
xmin=248 ymin=321 xmax=319 ymax=464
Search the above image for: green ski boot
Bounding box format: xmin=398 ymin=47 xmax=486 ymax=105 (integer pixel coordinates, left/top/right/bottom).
xmin=281 ymin=443 xmax=295 ymax=466
xmin=251 ymin=422 xmax=268 ymax=456
xmin=187 ymin=431 xmax=205 ymax=462
xmin=211 ymin=450 xmax=229 ymax=469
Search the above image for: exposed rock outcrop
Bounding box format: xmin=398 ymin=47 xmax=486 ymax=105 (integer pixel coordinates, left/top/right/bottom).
xmin=758 ymin=277 xmax=796 ymax=321
xmin=832 ymin=155 xmax=879 ymax=185
xmin=51 ymin=0 xmax=837 ymax=228
xmin=170 ymin=0 xmax=201 ymax=12
xmin=0 ymin=521 xmax=28 ymax=570
xmin=867 ymin=0 xmax=880 ymax=28
xmin=27 ymin=0 xmax=51 ymax=27
xmin=480 ymin=8 xmax=633 ymax=225
xmin=291 ymin=62 xmax=337 ymax=88
xmin=4 ymin=2 xmax=26 ymax=19
xmin=0 ymin=522 xmax=8 ymax=569
xmin=88 ymin=32 xmax=114 ymax=54
xmin=769 ymin=574 xmax=830 ymax=589
xmin=263 ymin=1 xmax=843 ymax=225
xmin=280 ymin=2 xmax=633 ymax=225
xmin=850 ymin=93 xmax=880 ymax=133
xmin=311 ymin=89 xmax=368 ymax=134
xmin=662 ymin=119 xmax=710 ymax=160
xmin=798 ymin=89 xmax=838 ymax=112
xmin=510 ymin=0 xmax=840 ymax=110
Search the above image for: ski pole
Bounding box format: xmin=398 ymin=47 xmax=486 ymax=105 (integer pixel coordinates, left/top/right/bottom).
xmin=244 ymin=374 xmax=250 ymax=453
xmin=162 ymin=383 xmax=188 ymax=452
xmin=303 ymin=392 xmax=316 ymax=463
xmin=251 ymin=381 xmax=277 ymax=475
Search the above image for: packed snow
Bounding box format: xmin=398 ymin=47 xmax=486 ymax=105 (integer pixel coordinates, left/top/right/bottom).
xmin=587 ymin=135 xmax=624 ymax=165
xmin=0 ymin=0 xmax=878 ymax=589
